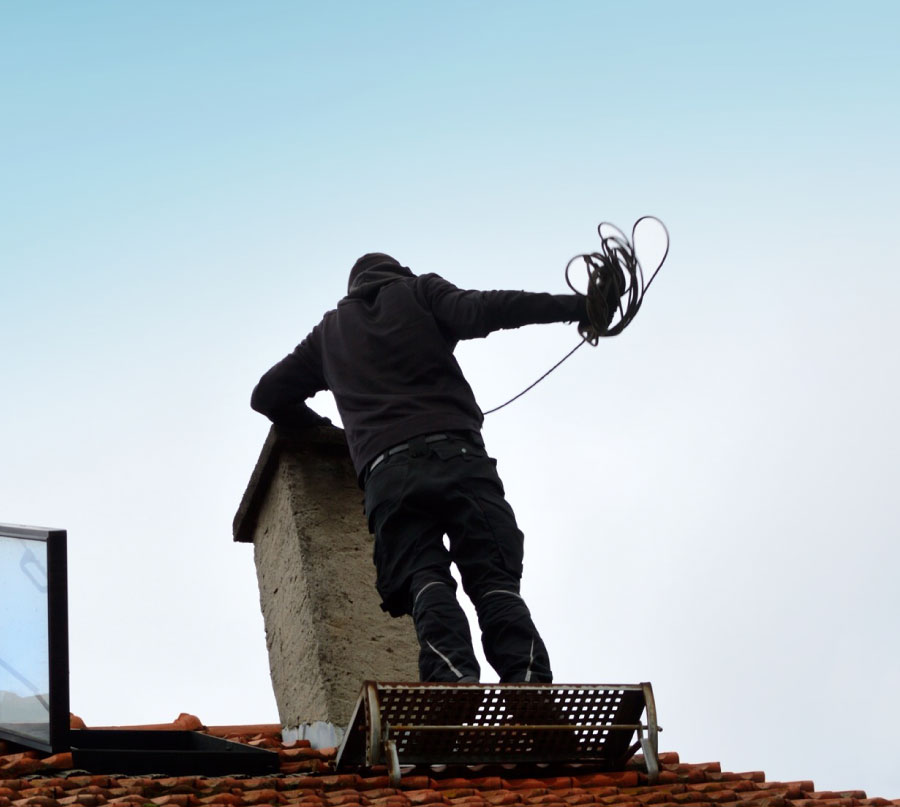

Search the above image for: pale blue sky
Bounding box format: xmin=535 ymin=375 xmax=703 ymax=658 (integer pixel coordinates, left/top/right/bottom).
xmin=2 ymin=1 xmax=898 ymax=798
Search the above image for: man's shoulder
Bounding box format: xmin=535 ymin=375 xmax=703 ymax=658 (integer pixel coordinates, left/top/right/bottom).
xmin=415 ymin=272 xmax=449 ymax=284
xmin=412 ymin=272 xmax=460 ymax=294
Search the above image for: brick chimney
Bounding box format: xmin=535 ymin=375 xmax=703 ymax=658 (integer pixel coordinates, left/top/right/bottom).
xmin=233 ymin=425 xmax=419 ymax=732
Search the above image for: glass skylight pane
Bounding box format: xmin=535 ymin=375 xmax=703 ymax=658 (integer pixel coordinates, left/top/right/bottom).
xmin=0 ymin=534 xmax=51 ymax=744
xmin=0 ymin=525 xmax=67 ymax=752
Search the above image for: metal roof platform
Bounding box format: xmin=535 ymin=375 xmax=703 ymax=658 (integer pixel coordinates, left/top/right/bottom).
xmin=336 ymin=682 xmax=660 ymax=785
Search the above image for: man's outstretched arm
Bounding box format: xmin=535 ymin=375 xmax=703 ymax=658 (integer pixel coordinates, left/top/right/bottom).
xmin=419 ymin=273 xmax=588 ymax=341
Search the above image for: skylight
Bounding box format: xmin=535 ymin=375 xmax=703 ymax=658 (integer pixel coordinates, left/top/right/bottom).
xmin=0 ymin=523 xmax=69 ymax=753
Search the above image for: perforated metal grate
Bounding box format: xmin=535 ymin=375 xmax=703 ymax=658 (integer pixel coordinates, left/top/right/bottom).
xmin=337 ymin=682 xmax=657 ymax=773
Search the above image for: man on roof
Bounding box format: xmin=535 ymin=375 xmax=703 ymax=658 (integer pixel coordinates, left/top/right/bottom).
xmin=251 ymin=252 xmax=602 ymax=684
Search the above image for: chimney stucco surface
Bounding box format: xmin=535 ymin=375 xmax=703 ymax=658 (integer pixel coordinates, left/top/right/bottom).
xmin=234 ymin=426 xmax=419 ymax=729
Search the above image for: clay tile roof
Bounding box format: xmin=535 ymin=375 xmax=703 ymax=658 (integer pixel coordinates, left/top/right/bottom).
xmin=1 ymin=716 xmax=896 ymax=807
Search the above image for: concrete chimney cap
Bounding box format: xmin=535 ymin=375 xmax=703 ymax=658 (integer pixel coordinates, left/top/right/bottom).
xmin=233 ymin=423 xmax=349 ymax=544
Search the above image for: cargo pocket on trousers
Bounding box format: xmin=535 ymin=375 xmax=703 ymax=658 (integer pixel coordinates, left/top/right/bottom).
xmin=470 ymin=458 xmax=524 ymax=578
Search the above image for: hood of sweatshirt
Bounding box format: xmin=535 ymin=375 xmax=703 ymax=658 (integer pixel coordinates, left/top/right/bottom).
xmin=346 ymin=253 xmax=415 ymax=300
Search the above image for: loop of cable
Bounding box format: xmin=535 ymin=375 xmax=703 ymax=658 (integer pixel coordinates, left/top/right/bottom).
xmin=565 ymin=215 xmax=669 ymax=344
xmin=482 ymin=216 xmax=668 ymax=416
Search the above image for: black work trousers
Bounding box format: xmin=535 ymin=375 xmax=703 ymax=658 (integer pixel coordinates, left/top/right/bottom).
xmin=363 ymin=432 xmax=552 ymax=683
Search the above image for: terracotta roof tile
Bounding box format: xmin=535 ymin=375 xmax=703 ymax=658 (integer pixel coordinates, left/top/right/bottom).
xmin=1 ymin=716 xmax=897 ymax=807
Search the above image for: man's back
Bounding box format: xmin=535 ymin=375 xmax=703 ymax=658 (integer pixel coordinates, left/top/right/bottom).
xmin=314 ymin=275 xmax=486 ymax=472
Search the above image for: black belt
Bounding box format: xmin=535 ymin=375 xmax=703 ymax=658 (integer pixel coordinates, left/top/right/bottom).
xmin=368 ymin=433 xmax=449 ymax=474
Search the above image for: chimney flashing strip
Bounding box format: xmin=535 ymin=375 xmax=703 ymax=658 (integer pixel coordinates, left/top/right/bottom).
xmin=282 ymin=721 xmax=344 ymax=749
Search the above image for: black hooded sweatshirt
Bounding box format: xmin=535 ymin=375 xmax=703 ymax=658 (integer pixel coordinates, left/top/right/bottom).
xmin=250 ymin=268 xmax=584 ymax=476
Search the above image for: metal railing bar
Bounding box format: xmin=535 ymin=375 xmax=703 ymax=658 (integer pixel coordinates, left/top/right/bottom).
xmin=389 ymin=723 xmax=649 ymax=732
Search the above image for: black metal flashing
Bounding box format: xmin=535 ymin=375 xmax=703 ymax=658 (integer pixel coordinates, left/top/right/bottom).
xmin=70 ymin=729 xmax=280 ymax=775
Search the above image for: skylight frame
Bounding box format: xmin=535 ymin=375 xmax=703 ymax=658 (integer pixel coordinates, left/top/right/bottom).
xmin=0 ymin=523 xmax=70 ymax=753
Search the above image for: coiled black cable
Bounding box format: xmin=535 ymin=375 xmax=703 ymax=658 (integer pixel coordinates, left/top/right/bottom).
xmin=567 ymin=216 xmax=669 ymax=341
xmin=482 ymin=216 xmax=669 ymax=415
